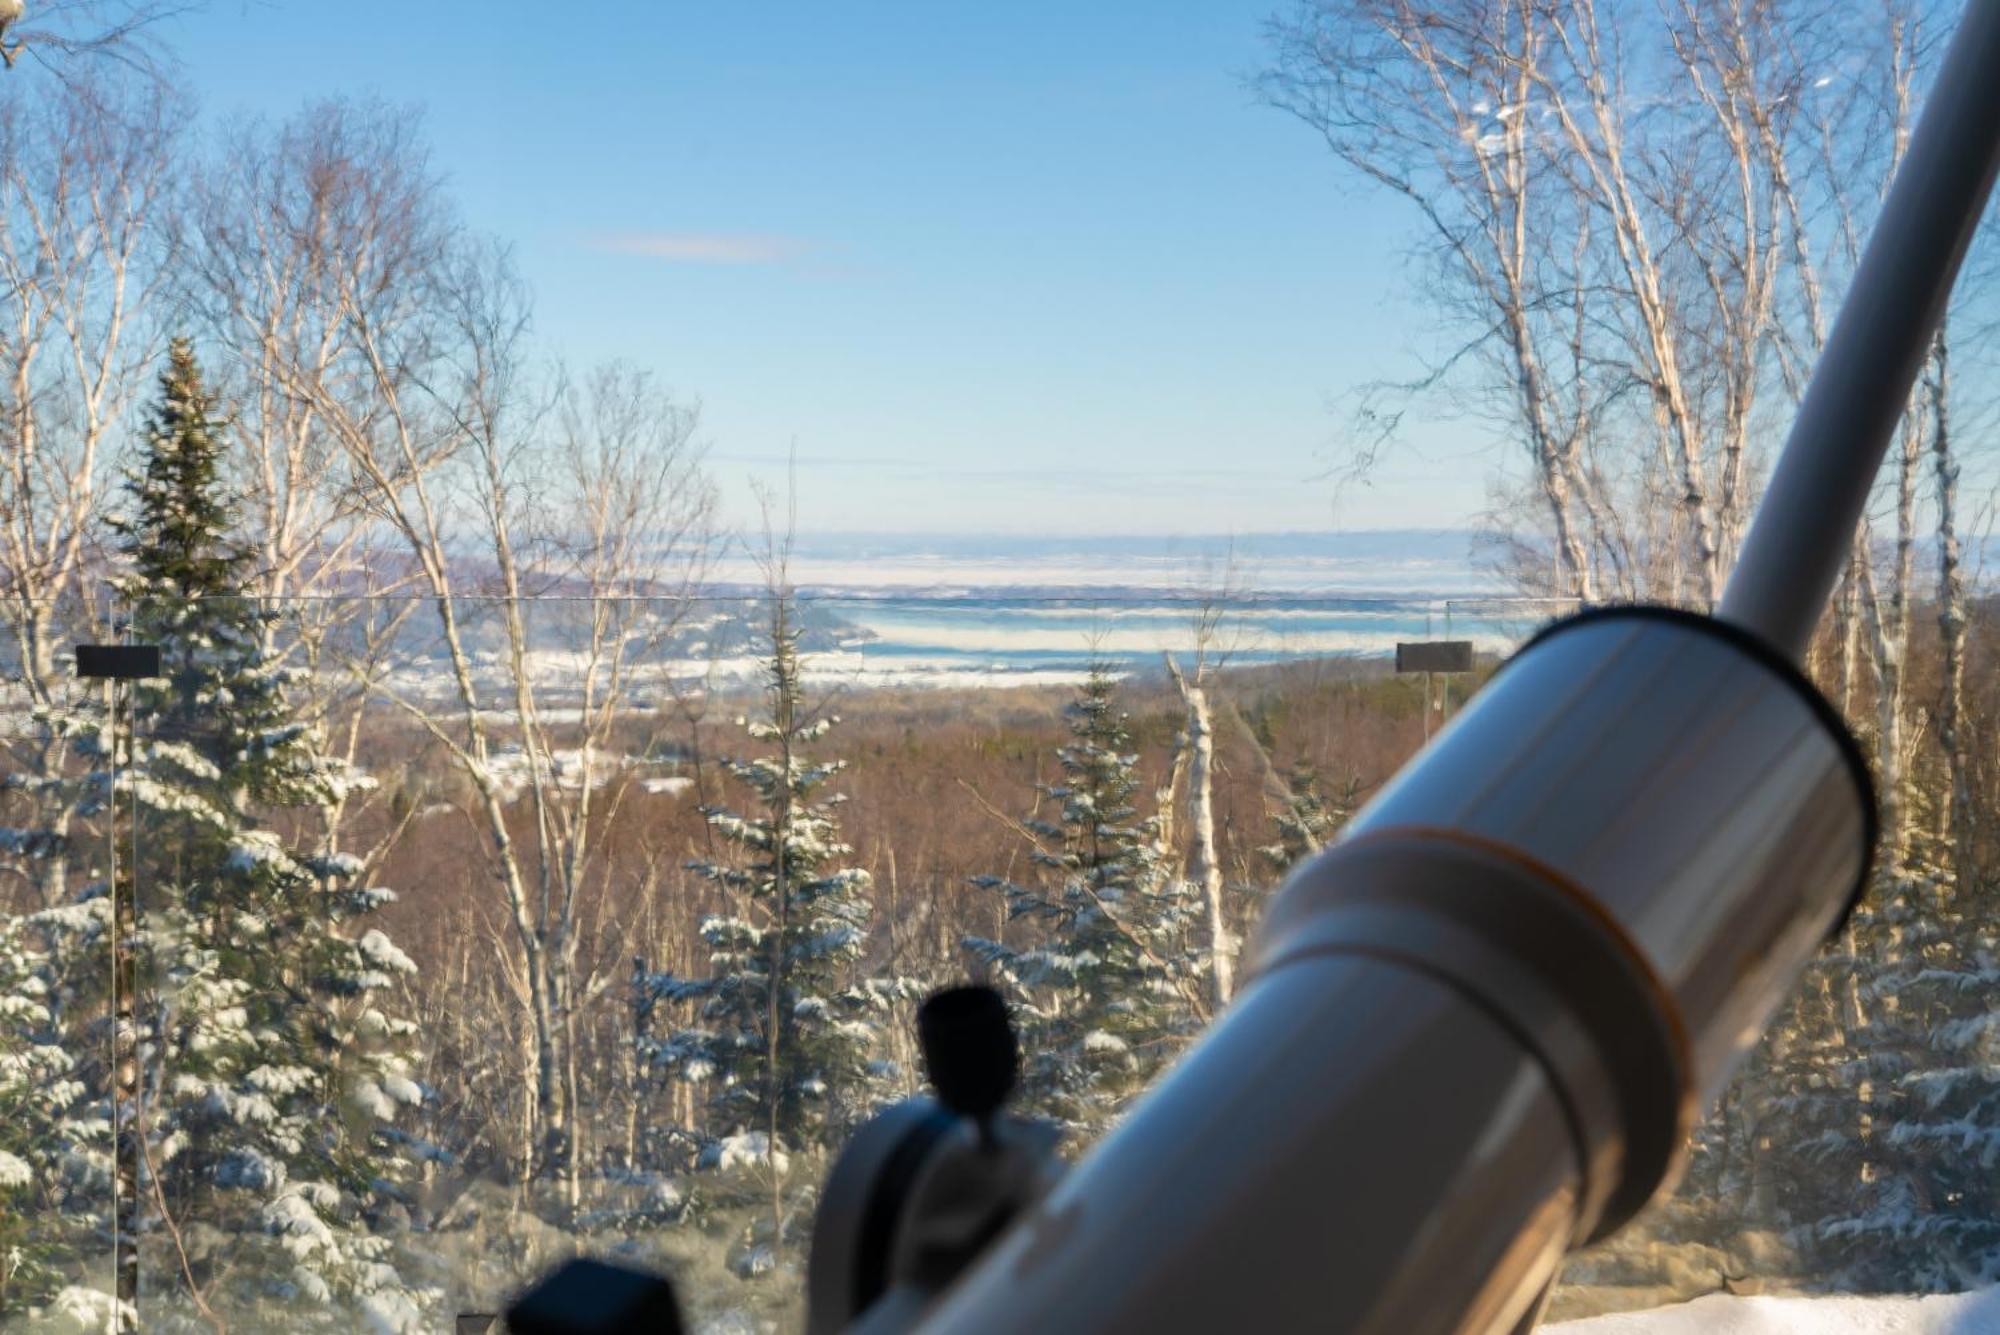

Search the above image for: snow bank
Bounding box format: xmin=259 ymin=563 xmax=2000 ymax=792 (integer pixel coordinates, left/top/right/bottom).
xmin=1548 ymin=1287 xmax=2000 ymax=1333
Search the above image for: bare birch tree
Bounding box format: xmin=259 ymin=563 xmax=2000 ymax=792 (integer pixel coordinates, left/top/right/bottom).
xmin=1264 ymin=0 xmax=1927 ymax=615
xmin=1261 ymin=0 xmax=1606 ymax=601
xmin=0 ymin=76 xmax=174 ymax=908
xmin=0 ymin=0 xmax=186 ymax=79
xmin=177 ymin=100 xmax=451 ymax=903
xmin=1163 ymin=560 xmax=1243 ymax=1010
xmin=179 ymin=103 xmax=450 ymax=606
xmin=208 ymin=116 xmax=723 ymax=1185
xmin=187 ymin=102 xmax=557 ymax=1180
xmin=1925 ymin=325 xmax=1972 ymax=892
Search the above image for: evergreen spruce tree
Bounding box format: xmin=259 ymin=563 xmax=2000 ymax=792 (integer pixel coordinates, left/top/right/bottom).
xmin=966 ymin=665 xmax=1205 ymax=1140
xmin=1798 ymin=788 xmax=2000 ymax=1289
xmin=0 ymin=909 xmax=111 ymax=1316
xmin=1712 ymin=841 xmax=1911 ymax=1275
xmin=1865 ymin=873 xmax=2000 ymax=1286
xmin=1712 ymin=766 xmax=2000 ymax=1293
xmin=0 ymin=708 xmax=124 ymax=1320
xmin=1257 ymin=763 xmax=1354 ymax=878
xmin=107 ymin=339 xmax=430 ymax=1329
xmin=638 ymin=592 xmax=908 ymax=1271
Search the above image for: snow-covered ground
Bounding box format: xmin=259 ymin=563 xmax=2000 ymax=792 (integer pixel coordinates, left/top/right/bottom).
xmin=1549 ymin=1288 xmax=2000 ymax=1333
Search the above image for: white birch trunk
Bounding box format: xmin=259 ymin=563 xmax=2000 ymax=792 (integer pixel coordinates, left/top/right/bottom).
xmin=1167 ymin=655 xmax=1231 ymax=1009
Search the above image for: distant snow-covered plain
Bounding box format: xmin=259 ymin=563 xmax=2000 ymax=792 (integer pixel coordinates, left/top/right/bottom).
xmin=693 ymin=529 xmax=1567 ymax=688
xmin=708 ymin=528 xmax=1510 ymax=598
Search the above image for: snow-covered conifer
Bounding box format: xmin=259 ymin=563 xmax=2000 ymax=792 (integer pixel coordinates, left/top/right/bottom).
xmin=638 ymin=592 xmax=910 ymax=1242
xmin=1257 ymin=763 xmax=1354 ymax=877
xmin=0 ymin=910 xmax=110 ymax=1313
xmin=1798 ymin=794 xmax=2000 ymax=1290
xmin=105 ymin=339 xmax=429 ymax=1329
xmin=966 ymin=665 xmax=1205 ymax=1139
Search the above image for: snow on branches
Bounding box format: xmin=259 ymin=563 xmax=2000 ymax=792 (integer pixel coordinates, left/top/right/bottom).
xmin=966 ymin=665 xmax=1206 ymax=1138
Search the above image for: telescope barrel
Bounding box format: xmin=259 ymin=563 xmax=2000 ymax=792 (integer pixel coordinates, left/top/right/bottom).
xmin=1719 ymin=0 xmax=2000 ymax=661
xmin=877 ymin=954 xmax=1583 ymax=1335
xmin=910 ymin=611 xmax=1869 ymax=1334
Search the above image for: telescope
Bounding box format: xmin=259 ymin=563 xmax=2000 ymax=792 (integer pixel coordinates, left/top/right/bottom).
xmin=510 ymin=4 xmax=2000 ymax=1330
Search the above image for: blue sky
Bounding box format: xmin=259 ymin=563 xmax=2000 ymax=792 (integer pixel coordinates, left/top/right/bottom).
xmin=164 ymin=2 xmax=1494 ymax=536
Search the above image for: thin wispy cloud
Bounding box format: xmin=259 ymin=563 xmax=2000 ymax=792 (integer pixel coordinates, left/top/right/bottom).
xmin=590 ymin=231 xmax=812 ymax=265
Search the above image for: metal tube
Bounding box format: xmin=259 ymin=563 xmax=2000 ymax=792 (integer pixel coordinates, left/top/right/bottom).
xmin=900 ymin=957 xmax=1582 ymax=1335
xmin=912 ymin=611 xmax=1870 ymax=1335
xmin=1719 ymin=0 xmax=2000 ymax=661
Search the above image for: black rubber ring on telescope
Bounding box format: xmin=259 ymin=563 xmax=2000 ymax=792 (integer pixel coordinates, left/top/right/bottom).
xmin=1509 ymin=604 xmax=1879 ymax=938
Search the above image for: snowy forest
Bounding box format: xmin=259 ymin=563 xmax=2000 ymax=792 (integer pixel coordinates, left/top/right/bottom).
xmin=2 ymin=1 xmax=2000 ymax=1332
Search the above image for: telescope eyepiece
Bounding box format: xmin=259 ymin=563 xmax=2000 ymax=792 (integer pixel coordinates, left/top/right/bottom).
xmin=918 ymin=985 xmax=1017 ymax=1127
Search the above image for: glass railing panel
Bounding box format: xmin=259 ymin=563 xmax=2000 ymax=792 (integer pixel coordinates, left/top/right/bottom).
xmin=22 ymin=574 xmax=2000 ymax=1329
xmin=125 ymin=587 xmax=1980 ymax=1334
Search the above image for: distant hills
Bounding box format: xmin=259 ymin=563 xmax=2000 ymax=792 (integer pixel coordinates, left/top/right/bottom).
xmin=772 ymin=528 xmax=1487 ymax=561
xmin=710 ymin=529 xmax=1508 ymax=598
